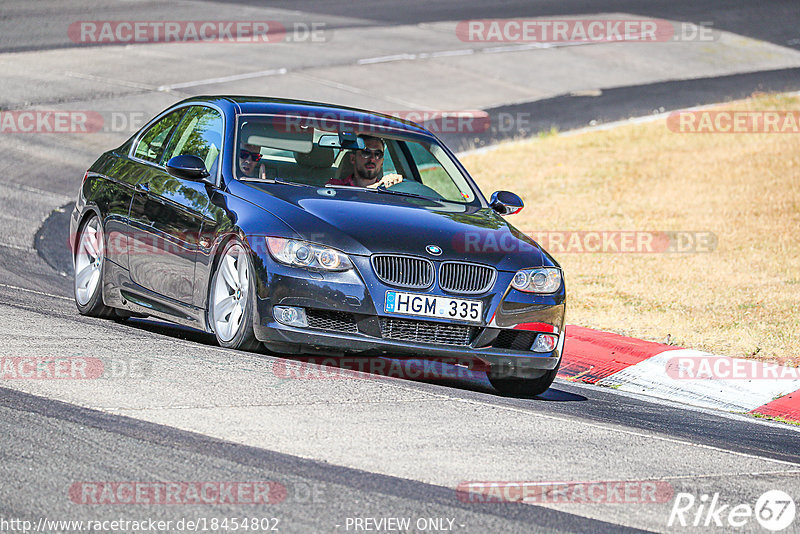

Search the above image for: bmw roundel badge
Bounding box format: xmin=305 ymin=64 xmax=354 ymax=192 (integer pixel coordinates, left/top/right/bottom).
xmin=426 ymin=245 xmax=442 ymax=256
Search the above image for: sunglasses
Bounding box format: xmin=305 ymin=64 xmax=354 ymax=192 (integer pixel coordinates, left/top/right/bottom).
xmin=358 ymin=148 xmax=384 ymax=160
xmin=239 ymin=149 xmax=262 ymax=162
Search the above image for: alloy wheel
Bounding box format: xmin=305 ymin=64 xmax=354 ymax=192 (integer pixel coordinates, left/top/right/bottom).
xmin=74 ymin=217 xmax=104 ymax=306
xmin=211 ymin=243 xmax=250 ymax=342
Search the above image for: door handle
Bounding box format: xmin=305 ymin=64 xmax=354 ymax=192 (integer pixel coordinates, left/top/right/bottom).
xmin=136 ymin=182 xmax=150 ymax=193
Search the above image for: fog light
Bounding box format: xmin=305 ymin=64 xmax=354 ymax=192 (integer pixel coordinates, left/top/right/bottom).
xmin=531 ymin=333 xmax=557 ymax=353
xmin=273 ymin=306 xmax=308 ymax=327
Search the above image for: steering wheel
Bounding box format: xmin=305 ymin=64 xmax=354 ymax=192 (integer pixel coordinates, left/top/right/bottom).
xmin=384 ymin=179 xmax=445 ymax=200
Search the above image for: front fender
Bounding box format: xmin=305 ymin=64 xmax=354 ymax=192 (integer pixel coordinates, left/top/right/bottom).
xmin=193 ymin=188 xmax=300 ymax=311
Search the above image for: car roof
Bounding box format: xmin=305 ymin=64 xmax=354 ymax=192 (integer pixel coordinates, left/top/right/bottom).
xmin=175 ymin=96 xmax=436 ymax=139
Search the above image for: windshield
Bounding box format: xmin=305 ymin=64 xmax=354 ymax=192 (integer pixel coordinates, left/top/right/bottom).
xmin=235 ymin=114 xmax=479 ymax=205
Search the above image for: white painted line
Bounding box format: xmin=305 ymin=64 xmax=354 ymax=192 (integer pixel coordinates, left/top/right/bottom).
xmin=157 ymin=68 xmax=287 ymax=91
xmin=292 ymin=73 xmax=427 ymax=109
xmin=0 ymin=242 xmax=31 ymax=252
xmin=64 ymin=71 xmax=157 ymax=91
xmin=598 ymin=349 xmax=800 ymax=412
xmin=357 ymin=54 xmax=417 ymax=65
xmin=481 ymin=37 xmax=635 ymax=54
xmin=357 ymin=39 xmax=604 ymax=65
xmin=0 ymin=182 xmax=72 ymax=202
xmin=483 ymin=43 xmax=552 ymax=54
xmin=358 ymin=44 xmax=548 ymax=64
xmin=654 ymin=469 xmax=800 ymax=481
xmin=0 ymin=282 xmax=72 ymax=301
xmin=428 ymin=49 xmax=475 ymax=58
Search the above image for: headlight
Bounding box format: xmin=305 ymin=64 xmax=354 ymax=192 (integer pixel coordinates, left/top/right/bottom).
xmin=266 ymin=237 xmax=352 ymax=271
xmin=511 ymin=267 xmax=562 ymax=293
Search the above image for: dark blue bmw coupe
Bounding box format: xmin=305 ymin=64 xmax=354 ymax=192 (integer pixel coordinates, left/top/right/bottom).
xmin=70 ymin=96 xmax=566 ymax=396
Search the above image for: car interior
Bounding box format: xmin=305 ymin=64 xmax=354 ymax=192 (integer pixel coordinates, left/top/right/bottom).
xmin=234 ymin=117 xmax=475 ymax=205
xmin=238 ymin=119 xmax=406 ymax=187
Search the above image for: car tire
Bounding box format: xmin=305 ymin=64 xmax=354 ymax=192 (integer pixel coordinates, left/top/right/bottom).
xmin=208 ymin=239 xmax=261 ymax=352
xmin=73 ymin=214 xmax=115 ymax=318
xmin=489 ymin=367 xmax=559 ymax=397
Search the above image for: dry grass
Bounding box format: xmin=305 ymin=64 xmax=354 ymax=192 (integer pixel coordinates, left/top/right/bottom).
xmin=461 ymin=93 xmax=800 ymax=365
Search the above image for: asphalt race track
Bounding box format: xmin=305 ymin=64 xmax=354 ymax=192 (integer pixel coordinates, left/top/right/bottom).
xmin=1 ymin=1 xmax=799 ymax=533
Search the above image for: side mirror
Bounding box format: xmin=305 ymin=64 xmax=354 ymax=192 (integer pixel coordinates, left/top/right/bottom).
xmin=166 ymin=155 xmax=210 ymax=181
xmin=490 ymin=191 xmax=524 ymax=215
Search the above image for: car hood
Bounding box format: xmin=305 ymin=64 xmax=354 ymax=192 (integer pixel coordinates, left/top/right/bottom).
xmin=232 ymin=182 xmax=553 ymax=271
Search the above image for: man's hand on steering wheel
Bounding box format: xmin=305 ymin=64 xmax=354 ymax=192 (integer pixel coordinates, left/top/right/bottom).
xmin=367 ymin=173 xmax=403 ymax=189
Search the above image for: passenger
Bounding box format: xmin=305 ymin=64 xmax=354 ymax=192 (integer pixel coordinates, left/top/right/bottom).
xmin=326 ymin=135 xmax=403 ymax=188
xmin=238 ymin=143 xmax=262 ymax=178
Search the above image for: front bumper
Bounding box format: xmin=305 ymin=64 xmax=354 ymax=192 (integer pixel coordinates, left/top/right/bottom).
xmin=250 ymin=254 xmax=566 ymax=379
xmin=256 ymin=317 xmax=563 ymax=379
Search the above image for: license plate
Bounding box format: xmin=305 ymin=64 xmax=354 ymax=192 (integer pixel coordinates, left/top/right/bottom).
xmin=384 ymin=291 xmax=483 ymax=323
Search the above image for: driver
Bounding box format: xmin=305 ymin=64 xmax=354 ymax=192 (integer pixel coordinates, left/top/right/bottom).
xmin=326 ymin=135 xmax=403 ymax=188
xmin=238 ymin=143 xmax=262 ymax=178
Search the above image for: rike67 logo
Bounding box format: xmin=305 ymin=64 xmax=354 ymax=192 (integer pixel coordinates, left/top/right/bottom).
xmin=668 ymin=490 xmax=796 ymax=531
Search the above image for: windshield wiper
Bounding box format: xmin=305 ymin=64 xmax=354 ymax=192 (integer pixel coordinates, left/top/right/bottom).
xmin=240 ymin=176 xmax=302 ymax=186
xmin=371 ymin=188 xmax=431 ymax=200
xmin=378 ymin=188 xmax=453 ymax=203
xmin=323 ymin=184 xmax=444 ymax=202
xmin=323 ymin=184 xmax=424 ymax=198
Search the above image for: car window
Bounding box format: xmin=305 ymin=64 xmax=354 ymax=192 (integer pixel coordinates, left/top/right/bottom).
xmin=161 ymin=106 xmax=224 ymax=176
xmin=133 ymin=109 xmax=184 ymax=163
xmin=234 ymin=114 xmax=479 ymax=205
xmin=382 ymin=145 xmax=397 ymax=174
xmin=404 ymin=142 xmax=467 ymax=202
xmin=237 ymin=119 xmax=340 ymax=185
